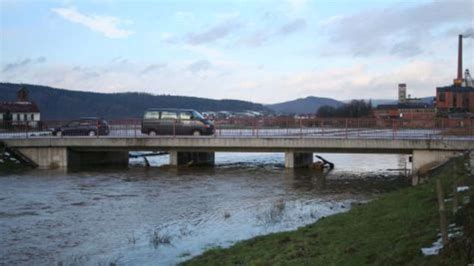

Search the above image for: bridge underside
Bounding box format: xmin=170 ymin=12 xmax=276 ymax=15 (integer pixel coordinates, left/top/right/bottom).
xmin=15 ymin=148 xmax=317 ymax=169
xmin=14 ymin=146 xmax=463 ymax=176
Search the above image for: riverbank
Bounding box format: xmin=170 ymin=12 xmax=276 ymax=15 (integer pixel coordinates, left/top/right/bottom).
xmin=183 ymin=155 xmax=474 ymax=265
xmin=0 ymin=143 xmax=29 ymax=174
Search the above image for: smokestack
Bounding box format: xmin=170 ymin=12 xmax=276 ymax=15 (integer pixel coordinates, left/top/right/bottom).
xmin=458 ymin=34 xmax=463 ymax=81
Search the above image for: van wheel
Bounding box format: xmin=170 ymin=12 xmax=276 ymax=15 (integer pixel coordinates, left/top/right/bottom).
xmin=56 ymin=131 xmax=62 ymax=137
xmin=149 ymin=130 xmax=157 ymax=136
xmin=88 ymin=130 xmax=96 ymax=136
xmin=193 ymin=130 xmax=201 ymax=136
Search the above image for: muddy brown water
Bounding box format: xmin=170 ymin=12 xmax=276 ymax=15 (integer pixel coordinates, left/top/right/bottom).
xmin=0 ymin=153 xmax=410 ymax=265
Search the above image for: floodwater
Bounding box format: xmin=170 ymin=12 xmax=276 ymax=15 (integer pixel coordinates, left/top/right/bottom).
xmin=0 ymin=153 xmax=410 ymax=265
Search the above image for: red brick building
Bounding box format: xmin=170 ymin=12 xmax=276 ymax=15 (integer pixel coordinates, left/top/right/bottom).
xmin=373 ymin=103 xmax=436 ymax=127
xmin=436 ymin=85 xmax=474 ymax=114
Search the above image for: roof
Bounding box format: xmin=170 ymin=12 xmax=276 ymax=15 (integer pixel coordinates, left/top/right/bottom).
xmin=376 ymin=103 xmax=433 ymax=110
xmin=0 ymin=101 xmax=40 ymax=113
xmin=145 ymin=108 xmax=198 ymax=112
xmin=436 ymin=85 xmax=474 ymax=93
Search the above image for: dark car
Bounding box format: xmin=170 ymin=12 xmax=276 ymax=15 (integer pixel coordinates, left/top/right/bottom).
xmin=52 ymin=118 xmax=110 ymax=136
xmin=141 ymin=109 xmax=214 ymax=136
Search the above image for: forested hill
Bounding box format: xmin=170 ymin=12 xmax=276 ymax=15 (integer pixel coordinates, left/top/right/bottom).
xmin=0 ymin=83 xmax=270 ymax=120
xmin=267 ymin=96 xmax=343 ymax=115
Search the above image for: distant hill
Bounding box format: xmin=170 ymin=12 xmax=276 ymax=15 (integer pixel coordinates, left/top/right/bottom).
xmin=0 ymin=83 xmax=271 ymax=120
xmin=267 ymin=96 xmax=344 ymax=115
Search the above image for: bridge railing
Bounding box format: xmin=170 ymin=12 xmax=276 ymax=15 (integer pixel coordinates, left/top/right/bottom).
xmin=0 ymin=117 xmax=472 ymax=140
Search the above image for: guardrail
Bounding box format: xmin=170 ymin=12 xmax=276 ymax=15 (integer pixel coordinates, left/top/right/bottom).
xmin=0 ymin=117 xmax=473 ymax=140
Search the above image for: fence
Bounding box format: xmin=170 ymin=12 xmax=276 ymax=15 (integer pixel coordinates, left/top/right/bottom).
xmin=0 ymin=117 xmax=473 ymax=140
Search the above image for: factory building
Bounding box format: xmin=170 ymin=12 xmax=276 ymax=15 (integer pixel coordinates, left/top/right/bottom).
xmin=435 ymin=35 xmax=474 ymax=116
xmin=373 ymin=83 xmax=436 ymax=126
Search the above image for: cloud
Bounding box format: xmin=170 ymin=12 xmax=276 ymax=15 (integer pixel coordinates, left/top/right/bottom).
xmin=2 ymin=57 xmax=46 ymax=73
xmin=286 ymin=0 xmax=309 ymax=14
xmin=322 ymin=0 xmax=473 ymax=57
xmin=51 ymin=7 xmax=134 ymax=38
xmin=187 ymin=60 xmax=212 ymax=73
xmin=277 ymin=18 xmax=306 ymax=35
xmin=239 ymin=31 xmax=271 ymax=47
xmin=140 ymin=63 xmax=167 ymax=75
xmin=175 ymin=11 xmax=195 ymax=22
xmin=390 ymin=40 xmax=423 ymax=57
xmin=160 ymin=32 xmax=179 ymax=44
xmin=186 ymin=19 xmax=241 ymax=45
xmin=37 ymin=56 xmax=47 ymax=63
xmin=239 ymin=18 xmax=306 ymax=47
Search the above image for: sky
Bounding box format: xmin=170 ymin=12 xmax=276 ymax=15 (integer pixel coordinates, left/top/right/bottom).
xmin=0 ymin=0 xmax=473 ymax=104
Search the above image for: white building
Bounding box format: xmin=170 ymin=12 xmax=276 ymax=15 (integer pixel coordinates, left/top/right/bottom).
xmin=0 ymin=87 xmax=41 ymax=127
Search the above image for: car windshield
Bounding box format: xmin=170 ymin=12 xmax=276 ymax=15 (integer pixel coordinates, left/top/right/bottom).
xmin=192 ymin=111 xmax=205 ymax=120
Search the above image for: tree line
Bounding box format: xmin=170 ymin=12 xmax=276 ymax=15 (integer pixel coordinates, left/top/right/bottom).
xmin=317 ymin=100 xmax=373 ymax=118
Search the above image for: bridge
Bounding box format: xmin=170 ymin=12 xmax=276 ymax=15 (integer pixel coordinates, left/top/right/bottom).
xmin=1 ymin=117 xmax=473 ymax=185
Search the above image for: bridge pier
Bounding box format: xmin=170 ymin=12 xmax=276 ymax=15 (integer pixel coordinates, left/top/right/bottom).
xmin=411 ymin=150 xmax=459 ymax=185
xmin=67 ymin=150 xmax=129 ymax=169
xmin=16 ymin=147 xmax=129 ymax=169
xmin=169 ymin=151 xmax=215 ymax=166
xmin=285 ymin=152 xmax=313 ymax=168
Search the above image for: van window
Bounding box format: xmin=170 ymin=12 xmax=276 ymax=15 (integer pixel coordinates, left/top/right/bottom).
xmin=161 ymin=111 xmax=177 ymax=119
xmin=179 ymin=112 xmax=193 ymax=120
xmin=144 ymin=111 xmax=160 ymax=119
xmin=192 ymin=111 xmax=204 ymax=120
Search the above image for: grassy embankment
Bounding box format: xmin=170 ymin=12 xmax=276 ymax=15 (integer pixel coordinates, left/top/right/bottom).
xmin=184 ymin=156 xmax=474 ymax=265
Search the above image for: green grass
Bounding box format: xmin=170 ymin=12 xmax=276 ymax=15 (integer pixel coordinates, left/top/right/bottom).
xmin=183 ymin=157 xmax=472 ymax=266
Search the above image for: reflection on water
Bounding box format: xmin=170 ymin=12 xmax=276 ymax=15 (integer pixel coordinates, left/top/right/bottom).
xmin=0 ymin=153 xmax=409 ymax=265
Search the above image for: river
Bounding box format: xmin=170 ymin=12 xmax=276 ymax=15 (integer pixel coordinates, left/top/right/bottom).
xmin=0 ymin=152 xmax=410 ymax=265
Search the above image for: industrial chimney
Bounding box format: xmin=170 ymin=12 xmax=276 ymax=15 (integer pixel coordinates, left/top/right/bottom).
xmin=454 ymin=34 xmax=463 ymax=85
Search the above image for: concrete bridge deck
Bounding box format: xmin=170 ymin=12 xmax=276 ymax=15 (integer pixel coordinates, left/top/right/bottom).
xmin=2 ymin=136 xmax=473 ymax=182
xmin=3 ymin=136 xmax=473 ymax=153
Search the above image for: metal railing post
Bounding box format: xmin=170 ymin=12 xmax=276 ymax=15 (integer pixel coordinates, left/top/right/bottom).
xmin=299 ymin=118 xmax=303 ymax=138
xmin=321 ymin=120 xmax=324 ymax=136
xmin=357 ymin=118 xmax=360 ymax=138
xmin=392 ymin=119 xmax=396 ymax=140
xmin=345 ymin=118 xmax=348 ymax=139
xmin=173 ymin=119 xmax=176 ymax=138
xmin=134 ymin=119 xmax=137 ymax=138
xmin=256 ymin=119 xmax=259 ymax=138
xmin=441 ymin=118 xmax=445 ymax=140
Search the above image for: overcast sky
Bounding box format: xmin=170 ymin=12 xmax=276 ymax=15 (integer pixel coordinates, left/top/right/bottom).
xmin=1 ymin=0 xmax=473 ymax=103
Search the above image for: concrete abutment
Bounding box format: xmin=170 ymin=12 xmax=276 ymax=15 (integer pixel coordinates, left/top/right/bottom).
xmin=17 ymin=147 xmax=68 ymax=169
xmin=16 ymin=147 xmax=129 ymax=169
xmin=411 ymin=150 xmax=460 ymax=185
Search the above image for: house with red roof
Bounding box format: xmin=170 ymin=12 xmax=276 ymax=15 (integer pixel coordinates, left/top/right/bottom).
xmin=0 ymin=87 xmax=41 ymax=128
